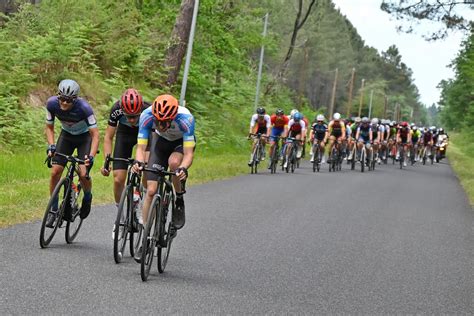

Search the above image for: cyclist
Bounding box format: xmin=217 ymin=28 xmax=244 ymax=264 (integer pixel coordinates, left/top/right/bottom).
xmin=355 ymin=117 xmax=373 ymax=163
xmin=410 ymin=125 xmax=422 ymax=161
xmin=421 ymin=126 xmax=434 ymax=159
xmin=45 ymin=79 xmax=99 ymax=227
xmin=327 ymin=112 xmax=346 ymax=163
xmin=309 ymin=114 xmax=328 ymax=163
xmin=132 ymin=94 xmax=195 ymax=230
xmin=347 ymin=117 xmax=361 ymax=161
xmin=283 ymin=112 xmax=306 ymax=169
xmin=370 ymin=118 xmax=383 ymax=164
xmin=100 ymin=89 xmax=151 ymax=235
xmin=396 ymin=121 xmax=411 ymax=167
xmin=248 ymin=107 xmax=271 ymax=166
xmin=268 ymin=109 xmax=289 ymax=169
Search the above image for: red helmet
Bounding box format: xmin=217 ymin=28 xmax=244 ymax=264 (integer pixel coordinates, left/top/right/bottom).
xmin=120 ymin=89 xmax=143 ymax=115
xmin=152 ymin=94 xmax=179 ymax=121
xmin=401 ymin=121 xmax=408 ymax=127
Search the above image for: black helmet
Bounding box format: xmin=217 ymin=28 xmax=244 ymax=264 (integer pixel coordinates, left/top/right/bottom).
xmin=276 ymin=108 xmax=284 ymax=115
xmin=257 ymin=107 xmax=265 ymax=115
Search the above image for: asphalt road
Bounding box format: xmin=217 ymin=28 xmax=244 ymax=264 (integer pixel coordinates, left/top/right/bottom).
xmin=1 ymin=159 xmax=472 ymax=314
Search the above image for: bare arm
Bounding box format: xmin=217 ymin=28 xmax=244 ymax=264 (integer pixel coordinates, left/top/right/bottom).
xmin=45 ymin=124 xmax=55 ymax=146
xmin=88 ymin=127 xmax=100 ymax=157
xmin=103 ymin=125 xmax=116 ymax=159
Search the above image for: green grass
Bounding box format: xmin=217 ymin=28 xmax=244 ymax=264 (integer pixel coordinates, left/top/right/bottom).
xmin=447 ymin=132 xmax=474 ymax=207
xmin=0 ymin=149 xmax=248 ymax=227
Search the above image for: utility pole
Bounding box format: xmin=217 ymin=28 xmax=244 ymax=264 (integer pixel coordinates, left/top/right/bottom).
xmin=329 ymin=68 xmax=338 ymax=118
xmin=383 ymin=95 xmax=388 ymax=118
xmin=179 ymin=0 xmax=200 ymax=107
xmin=254 ymin=13 xmax=269 ymax=111
xmin=368 ymin=90 xmax=374 ymax=119
xmin=346 ymin=68 xmax=355 ymax=118
xmin=358 ymin=78 xmax=365 ymax=117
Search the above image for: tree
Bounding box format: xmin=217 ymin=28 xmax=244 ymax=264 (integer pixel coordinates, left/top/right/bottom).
xmin=162 ymin=0 xmax=195 ymax=88
xmin=380 ymin=0 xmax=473 ymax=40
xmin=264 ymin=0 xmax=317 ymax=95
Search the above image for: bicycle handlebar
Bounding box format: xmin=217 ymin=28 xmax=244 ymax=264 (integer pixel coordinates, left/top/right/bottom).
xmin=103 ymin=154 xmax=135 ymax=171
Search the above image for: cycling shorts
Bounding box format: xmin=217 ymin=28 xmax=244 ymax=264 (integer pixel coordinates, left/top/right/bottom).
xmin=53 ymin=130 xmax=91 ymax=167
xmin=270 ymin=127 xmax=284 ymax=142
xmin=288 ymin=130 xmax=302 ymax=138
xmin=358 ymin=137 xmax=370 ymax=144
xmin=113 ymin=127 xmax=151 ymax=170
xmin=145 ymin=133 xmax=195 ymax=181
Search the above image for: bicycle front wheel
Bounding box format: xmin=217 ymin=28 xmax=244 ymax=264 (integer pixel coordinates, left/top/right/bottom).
xmin=157 ymin=190 xmax=174 ymax=273
xmin=40 ymin=178 xmax=69 ymax=248
xmin=141 ymin=195 xmax=159 ymax=282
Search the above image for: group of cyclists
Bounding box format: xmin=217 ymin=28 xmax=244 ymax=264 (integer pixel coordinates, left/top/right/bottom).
xmin=248 ymin=107 xmax=450 ymax=171
xmin=44 ymin=79 xmax=195 ymax=242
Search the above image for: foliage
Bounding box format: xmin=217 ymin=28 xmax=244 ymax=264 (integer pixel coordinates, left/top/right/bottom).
xmin=439 ymin=30 xmax=474 ymax=131
xmin=380 ymin=0 xmax=473 ymax=40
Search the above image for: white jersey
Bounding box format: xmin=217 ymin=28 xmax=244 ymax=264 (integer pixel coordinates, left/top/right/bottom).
xmin=250 ymin=114 xmax=271 ymax=129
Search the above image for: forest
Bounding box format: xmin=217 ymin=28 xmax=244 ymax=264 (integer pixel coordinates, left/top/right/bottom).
xmin=0 ymin=0 xmax=455 ymax=153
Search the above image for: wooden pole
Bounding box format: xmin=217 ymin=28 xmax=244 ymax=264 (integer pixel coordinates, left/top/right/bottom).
xmin=329 ymin=68 xmax=338 ymax=118
xmin=346 ymin=67 xmax=355 ymax=118
xmin=358 ymin=78 xmax=365 ymax=117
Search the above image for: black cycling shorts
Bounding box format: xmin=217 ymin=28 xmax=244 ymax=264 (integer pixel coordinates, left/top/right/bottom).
xmin=256 ymin=126 xmax=268 ymax=135
xmin=113 ymin=124 xmax=151 ymax=170
xmin=53 ymin=130 xmax=91 ymax=167
xmin=145 ymin=134 xmax=184 ymax=182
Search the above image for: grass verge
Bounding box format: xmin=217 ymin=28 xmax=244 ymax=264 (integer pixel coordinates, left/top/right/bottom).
xmin=0 ymin=149 xmax=248 ymax=227
xmin=447 ymin=132 xmax=474 ymax=207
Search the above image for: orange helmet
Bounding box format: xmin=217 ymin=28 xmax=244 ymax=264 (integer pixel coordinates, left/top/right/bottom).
xmin=120 ymin=88 xmax=143 ymax=115
xmin=152 ymin=94 xmax=179 ymax=121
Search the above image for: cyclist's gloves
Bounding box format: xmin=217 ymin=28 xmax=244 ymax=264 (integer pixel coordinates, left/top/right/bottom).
xmin=47 ymin=144 xmax=56 ymax=156
xmin=175 ymin=167 xmax=188 ymax=177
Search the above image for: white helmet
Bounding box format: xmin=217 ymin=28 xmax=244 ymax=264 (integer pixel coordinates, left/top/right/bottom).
xmin=316 ymin=114 xmax=325 ymax=121
xmin=333 ymin=112 xmax=341 ymax=120
xmin=290 ymin=109 xmax=299 ymax=118
xmin=371 ymin=118 xmax=378 ymax=125
xmin=58 ymin=79 xmax=80 ymax=98
xmin=354 ymin=117 xmax=361 ymax=123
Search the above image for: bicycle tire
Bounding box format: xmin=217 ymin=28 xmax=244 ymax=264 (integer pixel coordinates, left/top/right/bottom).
xmin=361 ymin=148 xmax=365 ymax=173
xmin=157 ymin=189 xmax=174 ymax=273
xmin=113 ymin=186 xmax=131 ymax=263
xmin=140 ymin=195 xmax=159 ymax=282
xmin=40 ymin=178 xmax=69 ymax=248
xmin=65 ymin=185 xmax=83 ymax=244
xmin=400 ymin=147 xmax=404 ymax=169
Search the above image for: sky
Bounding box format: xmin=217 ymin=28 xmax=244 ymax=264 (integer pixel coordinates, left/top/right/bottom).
xmin=332 ymin=0 xmax=472 ymax=106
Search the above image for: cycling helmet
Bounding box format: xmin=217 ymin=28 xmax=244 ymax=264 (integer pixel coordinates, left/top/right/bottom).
xmin=438 ymin=128 xmax=444 ymax=134
xmin=401 ymin=121 xmax=408 ymax=127
xmin=355 ymin=117 xmax=361 ymax=123
xmin=256 ymin=107 xmax=266 ymax=115
xmin=276 ymin=108 xmax=284 ymax=116
xmin=333 ymin=112 xmax=341 ymax=120
xmin=58 ymin=79 xmax=80 ymax=98
xmin=152 ymin=94 xmax=179 ymax=121
xmin=412 ymin=125 xmax=418 ymax=130
xmin=371 ymin=118 xmax=378 ymax=125
xmin=293 ymin=112 xmax=302 ymax=122
xmin=361 ymin=117 xmax=369 ymax=123
xmin=120 ymin=88 xmax=143 ymax=116
xmin=316 ymin=114 xmax=325 ymax=121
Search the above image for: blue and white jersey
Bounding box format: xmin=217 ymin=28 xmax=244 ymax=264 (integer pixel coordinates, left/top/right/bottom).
xmin=45 ymin=96 xmax=97 ymax=135
xmin=137 ymin=106 xmax=196 ymax=148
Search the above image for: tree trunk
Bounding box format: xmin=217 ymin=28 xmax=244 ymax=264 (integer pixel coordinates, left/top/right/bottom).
xmin=162 ymin=0 xmax=195 ymax=88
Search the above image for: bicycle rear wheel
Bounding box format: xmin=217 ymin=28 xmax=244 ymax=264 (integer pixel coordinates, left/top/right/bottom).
xmin=113 ymin=186 xmax=131 ymax=263
xmin=141 ymin=195 xmax=159 ymax=282
xmin=65 ymin=185 xmax=84 ymax=244
xmin=361 ymin=148 xmax=365 ymax=173
xmin=40 ymin=178 xmax=70 ymax=248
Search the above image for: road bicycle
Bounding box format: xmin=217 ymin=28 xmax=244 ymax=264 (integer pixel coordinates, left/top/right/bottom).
xmin=248 ymin=133 xmax=268 ymax=174
xmin=268 ymin=135 xmax=282 ymax=174
xmin=283 ymin=137 xmax=301 ymax=173
xmin=311 ymin=139 xmax=324 ymax=172
xmin=140 ymin=166 xmax=182 ymax=281
xmin=40 ymin=153 xmax=88 ymax=248
xmin=103 ymin=155 xmax=144 ymax=264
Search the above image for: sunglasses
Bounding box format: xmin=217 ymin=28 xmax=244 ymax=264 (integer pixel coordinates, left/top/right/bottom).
xmin=125 ymin=114 xmax=140 ymax=120
xmin=58 ymin=95 xmax=76 ymax=103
